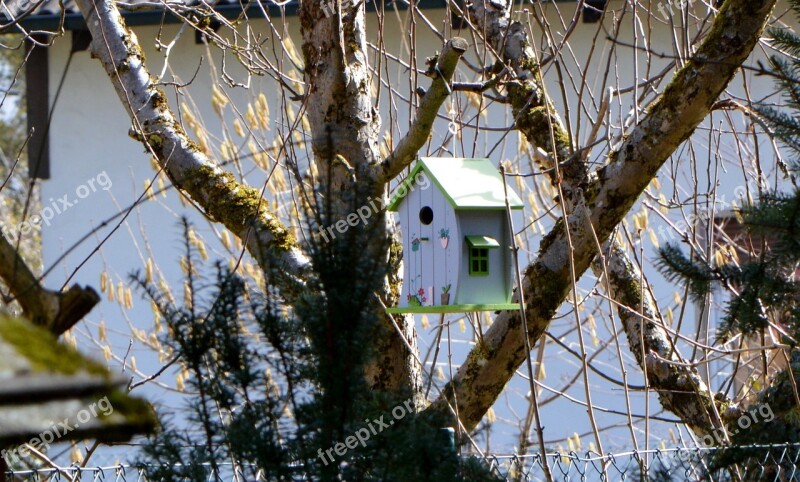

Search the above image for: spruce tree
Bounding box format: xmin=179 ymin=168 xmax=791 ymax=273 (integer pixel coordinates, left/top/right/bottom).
xmin=656 ymin=1 xmax=800 ymax=474
xmin=134 ymin=220 xmax=500 ymax=481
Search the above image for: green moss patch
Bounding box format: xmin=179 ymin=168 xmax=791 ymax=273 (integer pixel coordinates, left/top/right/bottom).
xmin=101 ymin=389 xmax=158 ymax=429
xmin=0 ymin=315 xmax=109 ymax=378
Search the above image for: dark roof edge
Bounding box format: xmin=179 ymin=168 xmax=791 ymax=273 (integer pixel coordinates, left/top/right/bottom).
xmin=11 ymin=0 xmax=454 ymax=32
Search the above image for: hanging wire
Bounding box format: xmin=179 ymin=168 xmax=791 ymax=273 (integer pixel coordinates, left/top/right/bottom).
xmin=448 ymin=98 xmax=459 ymax=157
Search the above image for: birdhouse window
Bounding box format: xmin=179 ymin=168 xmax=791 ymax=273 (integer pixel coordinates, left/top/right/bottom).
xmin=465 ymin=235 xmax=500 ymax=277
xmin=419 ymin=206 xmax=433 ymax=225
xmin=470 ymin=248 xmax=489 ymax=275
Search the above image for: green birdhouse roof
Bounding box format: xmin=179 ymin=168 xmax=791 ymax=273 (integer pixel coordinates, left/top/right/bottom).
xmin=465 ymin=235 xmax=501 ymax=249
xmin=387 ymin=158 xmax=524 ymax=211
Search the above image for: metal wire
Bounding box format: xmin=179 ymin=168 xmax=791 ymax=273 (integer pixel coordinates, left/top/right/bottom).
xmin=5 ymin=444 xmax=800 ymax=481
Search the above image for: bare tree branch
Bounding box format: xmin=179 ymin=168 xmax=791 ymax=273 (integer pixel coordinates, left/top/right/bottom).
xmin=598 ymin=243 xmax=729 ymax=437
xmin=75 ymin=0 xmax=310 ymax=297
xmin=0 ymin=232 xmax=98 ymax=335
xmin=478 ymin=0 xmax=734 ymax=439
xmin=427 ymin=0 xmax=776 ymax=432
xmin=377 ymin=37 xmax=468 ymax=182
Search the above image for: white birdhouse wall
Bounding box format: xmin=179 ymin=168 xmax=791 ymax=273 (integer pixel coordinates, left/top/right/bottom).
xmin=396 ymin=179 xmax=459 ymax=308
xmin=455 ymin=211 xmax=513 ymax=305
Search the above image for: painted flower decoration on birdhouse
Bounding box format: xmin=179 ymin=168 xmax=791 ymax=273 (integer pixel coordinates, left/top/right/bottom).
xmin=439 ymin=228 xmax=450 ymax=249
xmin=441 ymin=284 xmax=451 ymax=305
xmin=407 ymin=287 xmax=427 ymax=306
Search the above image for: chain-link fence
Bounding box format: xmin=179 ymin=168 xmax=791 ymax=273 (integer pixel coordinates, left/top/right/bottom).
xmin=5 ymin=444 xmax=800 ymax=481
xmin=485 ymin=443 xmax=800 ymax=481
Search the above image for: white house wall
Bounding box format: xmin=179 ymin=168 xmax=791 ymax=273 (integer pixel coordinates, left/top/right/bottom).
xmin=38 ymin=12 xmax=318 ymax=429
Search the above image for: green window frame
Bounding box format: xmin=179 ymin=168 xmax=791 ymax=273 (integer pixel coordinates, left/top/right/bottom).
xmin=465 ymin=235 xmax=499 ymax=277
xmin=469 ymin=247 xmax=489 ymax=276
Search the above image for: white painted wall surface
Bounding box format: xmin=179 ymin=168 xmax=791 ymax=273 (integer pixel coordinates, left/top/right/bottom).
xmin=455 ymin=210 xmax=509 ymax=305
xmin=396 ymin=167 xmax=459 ymax=307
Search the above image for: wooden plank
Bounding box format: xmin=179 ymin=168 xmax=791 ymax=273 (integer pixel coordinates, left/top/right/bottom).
xmin=386 ymin=303 xmax=520 ymax=314
xmin=25 ymin=35 xmax=50 ymax=179
xmin=0 ymin=374 xmax=126 ymax=405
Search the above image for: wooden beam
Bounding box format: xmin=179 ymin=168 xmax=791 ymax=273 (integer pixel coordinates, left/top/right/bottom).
xmin=25 ymin=35 xmax=49 ymax=180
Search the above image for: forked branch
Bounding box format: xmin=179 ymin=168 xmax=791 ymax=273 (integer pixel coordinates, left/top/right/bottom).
xmin=377 ymin=37 xmax=468 ymax=182
xmin=0 ymin=233 xmax=98 ymax=335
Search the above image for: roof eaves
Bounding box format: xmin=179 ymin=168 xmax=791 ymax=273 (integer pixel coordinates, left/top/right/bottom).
xmin=386 ymin=161 xmax=426 ymax=212
xmin=422 ymin=157 xmax=524 ymax=210
xmin=465 ymin=235 xmax=500 ymax=248
xmin=0 ymin=315 xmax=156 ymax=446
xmin=10 ymin=0 xmax=451 ymax=31
xmin=11 ymin=2 xmax=299 ymax=31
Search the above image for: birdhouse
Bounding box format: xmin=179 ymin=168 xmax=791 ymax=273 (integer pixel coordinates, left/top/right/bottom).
xmin=386 ymin=158 xmax=523 ymax=314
